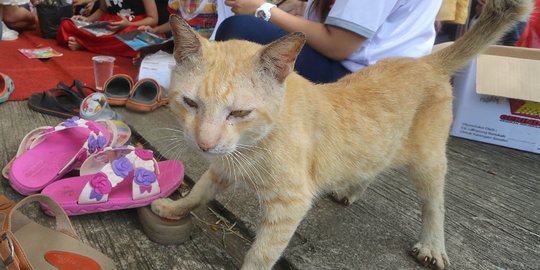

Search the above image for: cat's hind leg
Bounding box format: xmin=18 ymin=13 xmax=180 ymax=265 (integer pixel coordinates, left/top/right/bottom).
xmin=409 ymin=155 xmax=449 ymax=269
xmin=151 ymin=168 xmax=229 ymax=219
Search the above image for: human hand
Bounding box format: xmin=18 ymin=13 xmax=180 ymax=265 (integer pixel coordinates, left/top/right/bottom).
xmin=138 ymin=25 xmax=156 ymax=33
xmin=71 ymin=15 xmax=89 ymax=22
xmin=278 ymin=0 xmax=306 ymax=16
xmin=435 ymin=21 xmax=443 ymax=33
xmin=224 ymin=0 xmax=266 ymax=15
xmin=108 ymin=17 xmax=131 ymax=32
xmin=476 ymin=0 xmax=488 ymax=15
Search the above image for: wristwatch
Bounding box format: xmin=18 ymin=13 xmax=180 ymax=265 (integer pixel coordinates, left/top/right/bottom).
xmin=255 ymin=3 xmax=277 ymax=21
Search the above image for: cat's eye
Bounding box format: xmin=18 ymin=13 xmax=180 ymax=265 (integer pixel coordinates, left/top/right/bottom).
xmin=229 ymin=110 xmax=252 ymax=118
xmin=183 ymin=97 xmax=198 ymax=109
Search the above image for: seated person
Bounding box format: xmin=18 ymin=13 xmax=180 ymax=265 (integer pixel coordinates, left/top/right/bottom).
xmin=216 ymin=0 xmax=443 ymax=83
xmin=0 ymin=0 xmax=36 ymax=40
xmin=139 ymin=0 xmax=218 ymax=39
xmin=132 ymin=0 xmax=217 ymax=64
xmin=56 ymin=0 xmax=159 ymax=57
xmin=72 ymin=0 xmax=100 ymax=16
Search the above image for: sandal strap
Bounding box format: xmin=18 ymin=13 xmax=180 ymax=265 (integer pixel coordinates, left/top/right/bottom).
xmin=2 ymin=195 xmax=78 ymax=239
xmin=29 ymin=117 xmax=109 ymax=172
xmin=3 ymin=119 xmax=131 ymax=180
xmin=42 ymin=87 xmax=84 ymax=114
xmin=58 ymin=80 xmax=96 ymax=98
xmin=0 ymin=195 xmax=79 ymax=270
xmin=11 ymin=117 xmax=107 ymax=179
xmin=0 ymin=230 xmax=26 ymax=270
xmin=77 ymin=146 xmax=160 ymax=205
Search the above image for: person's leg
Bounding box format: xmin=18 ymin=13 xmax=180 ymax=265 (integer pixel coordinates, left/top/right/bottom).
xmin=215 ymin=15 xmax=350 ymax=83
xmin=2 ymin=5 xmax=35 ymax=31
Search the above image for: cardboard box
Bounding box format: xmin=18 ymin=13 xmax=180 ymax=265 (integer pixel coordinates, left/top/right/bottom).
xmin=436 ymin=43 xmax=540 ymax=154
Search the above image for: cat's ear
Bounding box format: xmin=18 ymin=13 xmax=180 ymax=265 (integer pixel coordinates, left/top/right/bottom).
xmin=169 ymin=14 xmax=207 ymax=64
xmin=259 ymin=32 xmax=306 ymax=84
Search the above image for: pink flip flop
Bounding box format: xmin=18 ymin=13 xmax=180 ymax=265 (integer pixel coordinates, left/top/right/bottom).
xmin=41 ymin=146 xmax=184 ymax=216
xmin=4 ymin=117 xmax=128 ymax=195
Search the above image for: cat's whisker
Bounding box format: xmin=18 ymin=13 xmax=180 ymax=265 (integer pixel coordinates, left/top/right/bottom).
xmin=169 ymin=144 xmax=189 ymax=161
xmin=158 ymin=143 xmax=184 ymax=160
xmin=152 ymin=134 xmax=184 ymax=141
xmin=230 ymin=151 xmax=263 ymax=208
xmin=233 ymin=150 xmax=274 ymax=209
xmin=153 ymin=132 xmax=185 ymax=138
xmin=220 ymin=154 xmax=239 ymax=206
xmin=235 ymin=145 xmax=275 ymax=168
xmin=236 ymin=150 xmax=281 ymax=186
xmin=155 ymin=127 xmax=185 ymax=134
xmin=236 ymin=144 xmax=273 ymax=155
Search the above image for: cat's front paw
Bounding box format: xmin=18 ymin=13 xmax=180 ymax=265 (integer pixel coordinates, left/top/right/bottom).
xmin=410 ymin=242 xmax=449 ymax=269
xmin=151 ymin=198 xmax=189 ymax=220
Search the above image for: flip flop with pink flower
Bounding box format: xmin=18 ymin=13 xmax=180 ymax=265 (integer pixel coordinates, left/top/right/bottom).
xmin=3 ymin=117 xmax=130 ymax=195
xmin=41 ymin=146 xmax=184 ymax=216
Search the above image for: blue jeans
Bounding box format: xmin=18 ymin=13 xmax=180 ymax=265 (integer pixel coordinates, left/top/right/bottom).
xmin=215 ymin=15 xmax=351 ymax=83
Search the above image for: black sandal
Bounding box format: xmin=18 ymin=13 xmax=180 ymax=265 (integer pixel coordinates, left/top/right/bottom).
xmin=27 ymin=80 xmax=96 ymax=118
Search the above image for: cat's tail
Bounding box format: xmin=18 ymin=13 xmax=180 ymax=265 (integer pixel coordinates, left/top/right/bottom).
xmin=424 ymin=0 xmax=532 ymax=74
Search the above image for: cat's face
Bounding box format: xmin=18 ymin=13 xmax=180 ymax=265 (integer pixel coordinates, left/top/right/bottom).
xmin=167 ymin=16 xmax=305 ymax=158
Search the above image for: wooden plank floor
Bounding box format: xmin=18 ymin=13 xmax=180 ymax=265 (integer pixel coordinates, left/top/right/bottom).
xmin=118 ymin=106 xmax=540 ymax=270
xmin=0 ymin=102 xmax=241 ymax=270
xmin=1 ymin=102 xmax=538 ymax=269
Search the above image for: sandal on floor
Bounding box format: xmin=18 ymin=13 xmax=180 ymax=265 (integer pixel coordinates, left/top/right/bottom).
xmin=41 ymin=146 xmax=184 ymax=216
xmin=103 ymin=74 xmax=134 ymax=106
xmin=27 ymin=81 xmax=96 ymax=119
xmin=3 ymin=117 xmax=130 ymax=195
xmin=0 ymin=194 xmax=116 ymax=270
xmin=126 ymin=78 xmax=169 ymax=113
xmin=0 ymin=73 xmax=15 ymax=104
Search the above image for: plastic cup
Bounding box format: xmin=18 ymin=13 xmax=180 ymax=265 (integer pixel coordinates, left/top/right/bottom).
xmin=92 ymin=56 xmax=115 ymax=91
xmin=80 ymin=92 xmax=123 ymax=121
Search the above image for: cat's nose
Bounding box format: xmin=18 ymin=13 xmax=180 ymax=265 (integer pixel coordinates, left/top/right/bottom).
xmin=198 ymin=142 xmax=213 ymax=152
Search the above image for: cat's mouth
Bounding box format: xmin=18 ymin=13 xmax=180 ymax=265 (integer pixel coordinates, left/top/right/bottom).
xmin=197 ymin=147 xmax=236 ymax=157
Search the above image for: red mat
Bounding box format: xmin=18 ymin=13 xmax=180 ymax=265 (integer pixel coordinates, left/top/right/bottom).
xmin=0 ymin=31 xmax=139 ymax=101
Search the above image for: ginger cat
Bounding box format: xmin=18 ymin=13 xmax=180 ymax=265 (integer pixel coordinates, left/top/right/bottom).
xmin=152 ymin=1 xmax=531 ymax=269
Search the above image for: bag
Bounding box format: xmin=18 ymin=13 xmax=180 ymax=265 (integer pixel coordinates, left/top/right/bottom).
xmin=36 ymin=4 xmax=73 ymax=39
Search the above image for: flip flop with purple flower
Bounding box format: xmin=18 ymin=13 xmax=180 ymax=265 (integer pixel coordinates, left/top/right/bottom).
xmin=5 ymin=117 xmax=120 ymax=195
xmin=41 ymin=146 xmax=184 ymax=216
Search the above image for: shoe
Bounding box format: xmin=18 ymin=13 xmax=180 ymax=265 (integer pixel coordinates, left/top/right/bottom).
xmin=126 ymin=78 xmax=169 ymax=112
xmin=102 ymin=74 xmax=134 ymax=106
xmin=0 ymin=194 xmax=116 ymax=270
xmin=3 ymin=117 xmax=129 ymax=195
xmin=28 ymin=80 xmax=96 ymax=119
xmin=41 ymin=146 xmax=184 ymax=215
xmin=0 ymin=73 xmax=15 ymax=103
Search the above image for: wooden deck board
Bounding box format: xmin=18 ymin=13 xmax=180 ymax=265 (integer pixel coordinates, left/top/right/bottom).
xmin=0 ymin=102 xmax=240 ymax=270
xmin=1 ymin=101 xmax=538 ymax=270
xmin=118 ymin=106 xmax=540 ymax=270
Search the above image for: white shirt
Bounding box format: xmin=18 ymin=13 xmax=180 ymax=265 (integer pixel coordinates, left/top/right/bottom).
xmin=305 ymin=0 xmax=442 ymax=72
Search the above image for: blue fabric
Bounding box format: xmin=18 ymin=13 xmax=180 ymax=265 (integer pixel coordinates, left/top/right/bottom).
xmin=215 ymin=15 xmax=351 ymax=84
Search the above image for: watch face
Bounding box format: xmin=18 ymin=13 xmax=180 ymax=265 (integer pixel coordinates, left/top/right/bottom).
xmin=256 ymin=10 xmax=266 ymax=19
